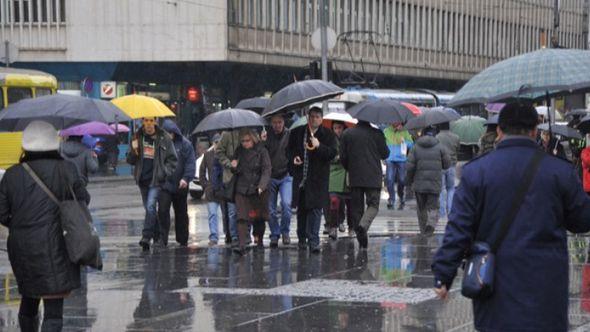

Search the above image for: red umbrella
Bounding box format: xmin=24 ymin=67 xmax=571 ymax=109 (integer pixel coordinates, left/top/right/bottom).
xmin=401 ymin=102 xmax=422 ymax=116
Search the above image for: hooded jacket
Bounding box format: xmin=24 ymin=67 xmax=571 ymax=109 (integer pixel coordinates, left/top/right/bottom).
xmin=60 ymin=140 xmax=99 ymax=186
xmin=436 ymin=130 xmax=460 ymax=166
xmin=406 ymin=135 xmax=451 ymax=194
xmin=161 ymin=120 xmax=196 ymax=194
xmin=126 ymin=126 xmax=178 ymax=187
xmin=264 ymin=128 xmax=290 ymax=179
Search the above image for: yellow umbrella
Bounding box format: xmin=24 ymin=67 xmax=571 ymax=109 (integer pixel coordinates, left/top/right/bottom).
xmin=112 ymin=94 xmax=175 ymax=119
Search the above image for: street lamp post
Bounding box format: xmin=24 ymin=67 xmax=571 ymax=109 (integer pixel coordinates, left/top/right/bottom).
xmin=320 ymin=0 xmax=328 ymax=81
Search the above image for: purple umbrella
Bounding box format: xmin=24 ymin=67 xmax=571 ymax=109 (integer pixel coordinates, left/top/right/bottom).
xmin=60 ymin=121 xmax=115 ymax=137
xmin=110 ymin=123 xmax=130 ymax=133
xmin=485 ymin=103 xmax=505 ymax=113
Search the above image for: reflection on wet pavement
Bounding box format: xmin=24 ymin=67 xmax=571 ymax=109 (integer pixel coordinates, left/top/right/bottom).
xmin=0 ymin=179 xmax=588 ymax=331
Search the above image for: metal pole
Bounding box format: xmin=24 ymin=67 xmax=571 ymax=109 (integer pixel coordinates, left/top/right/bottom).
xmin=551 ymin=0 xmax=560 ymax=48
xmin=320 ymin=0 xmax=328 ymax=81
xmin=4 ymin=40 xmax=9 ymax=67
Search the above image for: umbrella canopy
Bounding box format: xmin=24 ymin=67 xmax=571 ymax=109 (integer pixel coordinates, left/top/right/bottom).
xmin=401 ymin=102 xmax=422 ymax=116
xmin=405 ymin=109 xmax=461 ymax=130
xmin=60 ymin=121 xmax=115 ymax=137
xmin=192 ymin=108 xmax=265 ymax=134
xmin=290 ymin=111 xmax=358 ymax=130
xmin=262 ymin=80 xmax=344 ymax=117
xmin=565 ymin=109 xmax=589 ymax=121
xmin=346 ymin=99 xmax=415 ymax=124
xmin=112 ymin=95 xmax=175 ymax=119
xmin=109 ymin=123 xmax=130 ymax=133
xmin=0 ymin=94 xmax=131 ymax=131
xmin=576 ymin=115 xmax=590 ymax=133
xmin=485 ymin=103 xmax=505 ymax=113
xmin=449 ymin=48 xmax=590 ymax=107
xmin=485 ymin=115 xmax=499 ymax=126
xmin=537 ymin=123 xmax=582 ymax=139
xmin=450 ymin=116 xmax=486 ymax=145
xmin=234 ymin=97 xmax=270 ymax=112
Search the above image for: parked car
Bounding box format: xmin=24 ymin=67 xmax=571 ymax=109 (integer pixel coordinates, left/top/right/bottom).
xmin=189 ymin=154 xmax=204 ymax=199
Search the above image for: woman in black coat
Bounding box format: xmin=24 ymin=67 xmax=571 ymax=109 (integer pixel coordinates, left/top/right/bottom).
xmin=0 ymin=121 xmax=89 ymax=331
xmin=231 ymin=128 xmax=271 ymax=255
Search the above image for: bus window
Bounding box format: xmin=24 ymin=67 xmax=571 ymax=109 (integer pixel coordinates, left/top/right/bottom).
xmin=35 ymin=88 xmax=52 ymax=97
xmin=7 ymin=88 xmax=33 ymax=104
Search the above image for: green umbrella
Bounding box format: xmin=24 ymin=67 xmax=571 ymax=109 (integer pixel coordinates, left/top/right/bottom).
xmin=449 ymin=48 xmax=590 ymax=107
xmin=450 ymin=116 xmax=486 ymax=145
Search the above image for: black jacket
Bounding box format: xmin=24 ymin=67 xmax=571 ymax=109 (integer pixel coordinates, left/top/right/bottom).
xmin=60 ymin=140 xmax=99 ymax=186
xmin=0 ymin=154 xmax=88 ymax=297
xmin=234 ymin=143 xmax=271 ymax=196
xmin=126 ymin=126 xmax=178 ymax=187
xmin=406 ymin=135 xmax=451 ymax=194
xmin=340 ymin=122 xmax=389 ymax=188
xmin=287 ymin=125 xmax=337 ymax=209
xmin=161 ymin=121 xmax=196 ymax=194
xmin=265 ymin=129 xmax=290 ymax=179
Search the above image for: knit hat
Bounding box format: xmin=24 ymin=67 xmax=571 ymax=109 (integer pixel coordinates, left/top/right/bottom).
xmin=22 ymin=120 xmax=60 ymax=152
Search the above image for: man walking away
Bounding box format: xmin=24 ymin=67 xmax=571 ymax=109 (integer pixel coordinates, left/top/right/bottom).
xmin=159 ymin=120 xmax=196 ymax=247
xmin=340 ymin=120 xmax=389 ymax=249
xmin=406 ymin=126 xmax=451 ymax=235
xmin=127 ymin=117 xmax=178 ymax=251
xmin=216 ymin=129 xmax=241 ymax=248
xmin=432 ymin=102 xmax=590 ymax=331
xmin=200 ymin=134 xmax=224 ymax=246
xmin=60 ymin=135 xmax=99 ymax=187
xmin=287 ymin=107 xmax=337 ymax=253
xmin=262 ymin=114 xmax=293 ymax=248
xmin=436 ymin=122 xmax=460 ymax=218
xmin=383 ymin=123 xmax=413 ymax=210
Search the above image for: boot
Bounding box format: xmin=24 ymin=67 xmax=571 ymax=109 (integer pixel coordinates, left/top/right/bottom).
xmin=18 ymin=314 xmax=39 ymax=332
xmin=235 ymin=221 xmax=249 ymax=255
xmin=41 ymin=318 xmax=62 ymax=332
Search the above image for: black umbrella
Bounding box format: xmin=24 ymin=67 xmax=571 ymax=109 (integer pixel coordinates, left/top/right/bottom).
xmin=262 ymin=80 xmax=344 ymax=117
xmin=192 ymin=108 xmax=265 ymax=134
xmin=538 ymin=123 xmax=582 ymax=139
xmin=565 ymin=109 xmax=589 ymax=121
xmin=235 ymin=97 xmax=270 ymax=113
xmin=0 ymin=94 xmax=131 ymax=131
xmin=346 ymin=99 xmax=416 ymax=124
xmin=405 ymin=109 xmax=461 ymax=130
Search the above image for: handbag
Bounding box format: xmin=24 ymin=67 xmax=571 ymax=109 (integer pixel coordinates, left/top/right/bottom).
xmin=461 ymin=150 xmax=544 ymax=299
xmin=23 ymin=163 xmax=103 ymax=270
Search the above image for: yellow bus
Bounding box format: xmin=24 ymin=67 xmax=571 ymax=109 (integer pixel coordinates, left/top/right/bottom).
xmin=0 ymin=68 xmax=58 ymax=169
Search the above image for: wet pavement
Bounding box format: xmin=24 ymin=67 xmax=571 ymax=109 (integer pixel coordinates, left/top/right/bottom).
xmin=0 ymin=175 xmax=590 ymax=331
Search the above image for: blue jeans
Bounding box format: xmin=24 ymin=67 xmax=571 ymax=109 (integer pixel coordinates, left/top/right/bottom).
xmin=268 ymin=176 xmax=293 ymax=240
xmin=385 ymin=161 xmax=406 ymax=205
xmin=139 ymin=185 xmax=160 ymax=239
xmin=297 ymin=208 xmax=322 ymax=248
xmin=439 ymin=167 xmax=456 ymax=217
xmin=227 ymin=202 xmax=238 ymax=241
xmin=207 ymin=202 xmax=220 ymax=242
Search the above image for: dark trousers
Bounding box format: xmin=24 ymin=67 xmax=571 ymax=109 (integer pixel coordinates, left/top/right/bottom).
xmin=220 ymin=200 xmax=231 ymax=241
xmin=350 ymin=187 xmax=381 ymax=231
xmin=158 ymin=188 xmax=189 ymax=245
xmin=415 ymin=192 xmax=440 ymax=234
xmin=19 ymin=297 xmax=63 ymax=331
xmin=296 ymin=190 xmax=322 ymax=247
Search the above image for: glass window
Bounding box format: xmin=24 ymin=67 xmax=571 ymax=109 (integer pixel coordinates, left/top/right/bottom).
xmin=35 ymin=88 xmax=52 ymax=97
xmin=7 ymin=87 xmax=32 ymax=104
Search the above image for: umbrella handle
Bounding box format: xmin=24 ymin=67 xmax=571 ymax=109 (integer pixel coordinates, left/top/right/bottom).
xmin=305 ymin=115 xmax=317 ymax=151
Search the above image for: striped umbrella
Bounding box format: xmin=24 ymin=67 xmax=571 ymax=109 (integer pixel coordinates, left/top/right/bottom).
xmin=449 ymin=48 xmax=590 ymax=107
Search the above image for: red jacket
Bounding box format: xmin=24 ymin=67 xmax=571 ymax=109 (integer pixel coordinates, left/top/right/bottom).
xmin=581 ymin=147 xmax=590 ymax=192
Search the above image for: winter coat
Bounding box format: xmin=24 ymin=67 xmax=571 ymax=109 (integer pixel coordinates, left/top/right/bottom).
xmin=287 ymin=125 xmax=337 ymax=210
xmin=234 ymin=143 xmax=271 ymax=196
xmin=200 ymin=148 xmax=224 ymax=202
xmin=478 ymin=131 xmax=497 ymax=155
xmin=581 ymin=147 xmax=590 ymax=192
xmin=0 ymin=154 xmax=89 ymax=298
xmin=161 ymin=121 xmax=196 ymax=194
xmin=341 ymin=122 xmax=389 ymax=189
xmin=264 ymin=129 xmax=290 ymax=179
xmin=127 ymin=126 xmax=178 ymax=187
xmin=432 ymin=138 xmax=590 ymax=332
xmin=328 ymin=136 xmax=348 ymax=193
xmin=215 ymin=130 xmax=240 ymax=184
xmin=436 ymin=130 xmax=460 ymax=166
xmin=406 ymin=135 xmax=451 ymax=194
xmin=60 ymin=140 xmax=98 ymax=186
xmin=383 ymin=127 xmax=413 ymax=162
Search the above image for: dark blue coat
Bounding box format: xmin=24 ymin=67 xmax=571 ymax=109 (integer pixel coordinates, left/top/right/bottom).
xmin=162 ymin=121 xmax=196 ymax=194
xmin=432 ymin=138 xmax=590 ymax=332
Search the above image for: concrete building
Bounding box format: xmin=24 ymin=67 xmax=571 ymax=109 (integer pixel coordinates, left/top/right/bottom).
xmin=1 ymin=0 xmax=588 ymax=128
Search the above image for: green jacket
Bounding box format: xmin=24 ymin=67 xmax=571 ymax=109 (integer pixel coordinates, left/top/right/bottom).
xmin=215 ymin=130 xmax=241 ymax=184
xmin=328 ymin=138 xmax=349 ymax=193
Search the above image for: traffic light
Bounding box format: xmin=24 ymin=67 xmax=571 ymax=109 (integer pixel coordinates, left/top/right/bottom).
xmin=309 ymin=60 xmax=333 ymax=81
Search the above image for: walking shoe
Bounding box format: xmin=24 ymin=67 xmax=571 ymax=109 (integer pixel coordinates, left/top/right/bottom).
xmin=348 ymin=229 xmax=356 ymax=237
xmin=338 ymin=224 xmax=346 ymax=233
xmin=328 ymin=227 xmax=338 ymax=241
xmin=355 ymin=226 xmax=368 ymax=249
xmin=424 ymin=225 xmax=435 ymax=235
xmin=310 ymin=245 xmax=321 ymax=254
xmin=398 ymin=202 xmax=405 ymax=210
xmin=282 ymin=234 xmax=291 ymax=245
xmin=387 ymin=203 xmax=394 ymax=210
xmin=323 ymin=229 xmax=329 ymax=235
xmin=298 ymin=241 xmax=307 ymax=250
xmin=270 ymin=238 xmax=279 ymax=248
xmin=153 ymin=239 xmax=166 ymax=249
xmin=208 ymin=240 xmax=218 ymax=247
xmin=139 ymin=237 xmax=150 ymax=251
xmin=233 ymin=246 xmax=246 ymax=256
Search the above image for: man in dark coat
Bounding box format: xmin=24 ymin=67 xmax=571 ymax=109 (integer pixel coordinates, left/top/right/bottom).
xmin=287 ymin=107 xmax=337 ymax=253
xmin=158 ymin=120 xmax=196 ymax=247
xmin=340 ymin=120 xmax=389 ymax=249
xmin=432 ymin=102 xmax=590 ymax=332
xmin=262 ymin=114 xmax=293 ymax=247
xmin=127 ymin=117 xmax=178 ymax=251
xmin=60 ymin=136 xmax=99 ymax=187
xmin=406 ymin=126 xmax=451 ymax=235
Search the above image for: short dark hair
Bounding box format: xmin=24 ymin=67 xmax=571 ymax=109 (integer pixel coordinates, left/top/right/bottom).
xmin=308 ymin=107 xmax=323 ymax=116
xmin=498 ymin=102 xmax=538 ymax=135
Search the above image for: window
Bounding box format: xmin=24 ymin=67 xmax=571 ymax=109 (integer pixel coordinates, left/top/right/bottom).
xmin=4 ymin=0 xmax=65 ymax=23
xmin=35 ymin=88 xmax=52 ymax=97
xmin=7 ymin=87 xmax=32 ymax=104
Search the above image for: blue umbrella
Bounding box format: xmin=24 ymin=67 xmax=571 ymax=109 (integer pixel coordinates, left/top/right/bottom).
xmin=0 ymin=94 xmax=131 ymax=131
